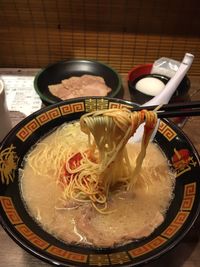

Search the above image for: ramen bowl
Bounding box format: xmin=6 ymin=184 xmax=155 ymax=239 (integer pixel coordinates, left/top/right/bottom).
xmin=34 ymin=59 xmax=123 ymax=105
xmin=0 ymin=97 xmax=200 ymax=267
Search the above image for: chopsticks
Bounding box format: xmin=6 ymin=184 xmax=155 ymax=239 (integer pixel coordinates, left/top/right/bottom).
xmin=132 ymin=101 xmax=200 ymax=118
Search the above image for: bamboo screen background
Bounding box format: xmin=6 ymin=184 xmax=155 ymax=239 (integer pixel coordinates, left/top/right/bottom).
xmin=0 ymin=0 xmax=200 ymax=75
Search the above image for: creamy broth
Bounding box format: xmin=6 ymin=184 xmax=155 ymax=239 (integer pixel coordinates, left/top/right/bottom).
xmin=20 ymin=122 xmax=175 ymax=247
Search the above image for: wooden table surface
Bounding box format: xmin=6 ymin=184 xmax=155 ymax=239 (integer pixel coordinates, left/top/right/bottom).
xmin=0 ymin=72 xmax=200 ymax=267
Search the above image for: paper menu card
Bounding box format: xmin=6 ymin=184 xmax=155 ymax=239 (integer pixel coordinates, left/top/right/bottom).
xmin=1 ymin=71 xmax=42 ymax=117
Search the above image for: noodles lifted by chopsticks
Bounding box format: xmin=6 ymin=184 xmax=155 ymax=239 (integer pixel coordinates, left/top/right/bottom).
xmin=26 ymin=108 xmax=157 ymax=213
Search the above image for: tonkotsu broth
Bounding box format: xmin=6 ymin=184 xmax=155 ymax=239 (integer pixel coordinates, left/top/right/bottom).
xmin=20 ymin=121 xmax=175 ymax=247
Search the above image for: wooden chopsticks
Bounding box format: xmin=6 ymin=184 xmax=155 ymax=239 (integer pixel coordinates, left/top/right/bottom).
xmin=132 ymin=101 xmax=200 ymax=118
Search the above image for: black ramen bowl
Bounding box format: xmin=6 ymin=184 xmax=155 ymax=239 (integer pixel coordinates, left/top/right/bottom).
xmin=0 ymin=97 xmax=200 ymax=267
xmin=34 ymin=59 xmax=123 ymax=105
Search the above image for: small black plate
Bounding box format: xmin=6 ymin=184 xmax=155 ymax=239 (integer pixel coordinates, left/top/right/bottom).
xmin=34 ymin=59 xmax=122 ymax=105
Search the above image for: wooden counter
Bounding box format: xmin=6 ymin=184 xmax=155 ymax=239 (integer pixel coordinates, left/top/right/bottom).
xmin=0 ymin=74 xmax=200 ymax=267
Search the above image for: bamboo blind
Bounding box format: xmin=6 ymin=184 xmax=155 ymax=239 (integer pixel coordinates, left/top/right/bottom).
xmin=0 ymin=0 xmax=200 ymax=75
